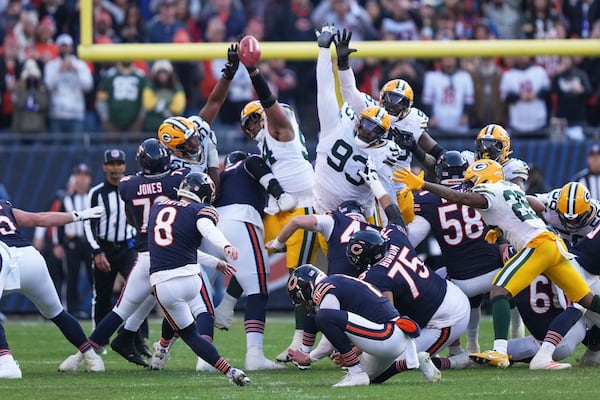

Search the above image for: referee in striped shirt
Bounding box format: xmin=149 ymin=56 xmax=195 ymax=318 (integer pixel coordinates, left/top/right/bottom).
xmin=84 ymin=149 xmax=137 ymax=331
xmin=573 ymin=144 xmax=600 ymax=200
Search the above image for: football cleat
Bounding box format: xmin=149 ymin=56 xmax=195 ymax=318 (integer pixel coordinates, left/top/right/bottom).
xmin=578 ymin=347 xmax=600 ymax=366
xmin=58 ymin=352 xmax=84 ymax=373
xmin=469 ymin=350 xmax=511 ymax=369
xmin=110 ymin=334 xmax=149 ymax=367
xmin=332 ymin=371 xmax=370 ymax=387
xmin=0 ymin=354 xmax=22 ymax=379
xmin=213 ymin=302 xmax=234 ymax=331
xmin=448 ymin=352 xmax=472 ymax=369
xmin=134 ymin=334 xmax=152 ymax=358
xmin=418 ymin=352 xmax=441 ymax=383
xmin=149 ymin=342 xmax=170 ymax=371
xmin=83 ymin=349 xmax=105 ymax=372
xmin=196 ymin=357 xmax=218 ymax=373
xmin=529 ymin=351 xmax=571 ymax=370
xmin=227 ymin=368 xmax=251 ymax=387
xmin=245 ymin=349 xmax=286 ymax=371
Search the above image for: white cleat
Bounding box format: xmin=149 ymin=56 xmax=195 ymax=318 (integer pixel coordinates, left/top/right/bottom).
xmin=196 ymin=357 xmax=218 ymax=373
xmin=245 ymin=351 xmax=286 ymax=371
xmin=83 ymin=349 xmax=105 ymax=372
xmin=529 ymin=353 xmax=571 ymax=370
xmin=213 ymin=303 xmax=234 ymax=331
xmin=466 ymin=340 xmax=480 ymax=354
xmin=149 ymin=342 xmax=170 ymax=371
xmin=448 ymin=352 xmax=471 ymax=369
xmin=58 ymin=352 xmax=84 ymax=373
xmin=228 ymin=367 xmax=251 ymax=386
xmin=0 ymin=354 xmax=22 ymax=379
xmin=332 ymin=371 xmax=370 ymax=387
xmin=418 ymin=352 xmax=441 ymax=383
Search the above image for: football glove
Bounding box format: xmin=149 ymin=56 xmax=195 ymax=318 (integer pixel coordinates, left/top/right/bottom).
xmin=334 ymin=28 xmax=357 ymax=69
xmin=221 ymin=43 xmax=240 ymax=80
xmin=392 ymin=168 xmax=424 ymax=191
xmin=277 ymin=192 xmax=297 ymax=212
xmin=358 ymin=156 xmax=387 ymax=199
xmin=315 ymin=23 xmax=336 ymax=48
xmin=485 ymin=228 xmax=502 ymax=245
xmin=397 ymin=188 xmax=415 ymax=224
xmin=72 ymin=206 xmax=104 ymax=222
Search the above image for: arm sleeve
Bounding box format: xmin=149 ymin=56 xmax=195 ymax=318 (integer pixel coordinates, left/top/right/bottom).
xmin=76 ymin=60 xmax=94 ymax=92
xmin=196 ymin=218 xmax=231 ymax=256
xmin=83 ymin=191 xmax=102 ymax=253
xmin=338 ymin=68 xmax=370 ymax=112
xmin=206 ymin=131 xmax=219 ymax=169
xmin=318 ymin=293 xmax=341 ymax=310
xmin=196 ymin=249 xmax=222 ymax=269
xmin=316 ymin=48 xmax=341 ymax=132
xmin=314 ymin=214 xmax=335 ymax=241
xmin=407 ymin=215 xmax=431 ymax=247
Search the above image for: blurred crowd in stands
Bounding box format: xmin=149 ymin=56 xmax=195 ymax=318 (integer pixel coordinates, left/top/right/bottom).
xmin=0 ymin=0 xmax=599 ymax=142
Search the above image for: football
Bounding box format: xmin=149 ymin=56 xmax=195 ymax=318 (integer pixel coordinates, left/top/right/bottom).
xmin=238 ymin=35 xmax=262 ymax=67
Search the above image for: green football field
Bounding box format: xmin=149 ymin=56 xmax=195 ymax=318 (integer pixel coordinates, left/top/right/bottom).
xmin=0 ymin=314 xmax=596 ymax=400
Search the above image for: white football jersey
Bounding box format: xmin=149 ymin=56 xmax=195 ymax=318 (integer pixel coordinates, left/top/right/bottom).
xmin=500 ymin=65 xmax=550 ymax=132
xmin=462 ymin=151 xmax=529 ymax=183
xmin=473 ymin=181 xmax=547 ymax=251
xmin=314 ymin=48 xmax=397 ymax=217
xmin=534 ymin=188 xmax=600 ymax=244
xmin=338 ymin=68 xmax=428 ymax=170
xmin=253 ymin=108 xmax=315 ymax=207
xmin=422 ymin=69 xmax=474 ymax=133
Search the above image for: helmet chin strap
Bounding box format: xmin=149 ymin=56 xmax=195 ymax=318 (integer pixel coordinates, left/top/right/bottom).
xmin=354 ymin=136 xmax=373 ymax=149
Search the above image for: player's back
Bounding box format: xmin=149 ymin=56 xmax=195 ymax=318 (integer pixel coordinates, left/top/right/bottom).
xmin=215 ymin=157 xmax=266 ymax=217
xmin=118 ymin=169 xmax=185 ymax=252
xmin=413 ymin=189 xmax=502 ymax=280
xmin=363 ymin=224 xmax=447 ymax=327
xmin=0 ymin=199 xmax=29 ymax=247
xmin=315 ymin=274 xmax=399 ymax=324
xmin=148 ymin=199 xmax=217 ymax=273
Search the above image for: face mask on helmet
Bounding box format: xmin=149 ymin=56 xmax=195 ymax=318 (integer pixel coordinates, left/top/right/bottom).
xmin=178 ymin=132 xmax=200 ymax=160
xmin=355 ymin=118 xmax=387 ymax=148
xmin=346 ymin=230 xmax=389 ymax=271
xmin=287 ymin=265 xmax=325 ymax=314
xmin=381 ymin=91 xmax=411 ymax=120
xmin=476 ymin=139 xmax=503 ymax=162
xmin=435 ymin=150 xmax=468 ymax=186
xmin=557 ymin=183 xmax=594 ymax=232
xmin=337 ymin=200 xmax=366 ymax=222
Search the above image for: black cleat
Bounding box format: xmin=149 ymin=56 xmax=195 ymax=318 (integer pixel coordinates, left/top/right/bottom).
xmin=134 ymin=334 xmax=152 ymax=358
xmin=111 ymin=334 xmax=149 ymax=367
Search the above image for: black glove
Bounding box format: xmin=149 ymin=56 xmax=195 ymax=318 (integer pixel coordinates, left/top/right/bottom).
xmin=334 ymin=29 xmax=357 ymax=70
xmin=316 ymin=23 xmax=336 ymax=48
xmin=390 ymin=128 xmax=417 ymax=152
xmin=221 ymin=44 xmax=239 ymax=80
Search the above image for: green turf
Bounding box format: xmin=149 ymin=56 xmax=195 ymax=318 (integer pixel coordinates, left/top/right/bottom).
xmin=0 ymin=314 xmax=595 ymax=400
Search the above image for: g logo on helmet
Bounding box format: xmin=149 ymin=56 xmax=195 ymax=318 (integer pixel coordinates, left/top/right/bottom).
xmin=161 ymin=133 xmax=172 ymax=143
xmin=584 ymin=191 xmax=591 ymax=203
xmin=472 ymin=161 xmax=489 ymax=171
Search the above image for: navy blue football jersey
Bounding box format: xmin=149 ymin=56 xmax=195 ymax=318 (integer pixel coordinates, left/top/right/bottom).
xmin=148 ymin=199 xmax=219 ymax=274
xmin=118 ymin=169 xmax=186 ymax=252
xmin=326 ymin=211 xmax=381 ymax=276
xmin=570 ymin=226 xmax=600 ymax=275
xmin=513 ymin=274 xmax=568 ymax=341
xmin=314 ymin=274 xmax=399 ymax=324
xmin=214 ymin=157 xmax=266 ymax=214
xmin=0 ymin=200 xmax=30 ymax=247
xmin=413 ymin=189 xmax=502 ymax=280
xmin=363 ymin=224 xmax=446 ymax=327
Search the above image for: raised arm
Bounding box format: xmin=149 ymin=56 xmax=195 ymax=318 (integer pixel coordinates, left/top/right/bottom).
xmin=13 ymin=206 xmax=104 ymax=228
xmin=198 ymin=44 xmax=239 ymax=124
xmin=334 ymin=29 xmax=370 ymax=113
xmin=316 ymin=24 xmax=342 ymax=133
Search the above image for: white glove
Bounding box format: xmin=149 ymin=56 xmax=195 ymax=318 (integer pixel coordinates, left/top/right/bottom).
xmin=72 ymin=206 xmax=104 ymax=222
xmin=358 ymin=156 xmax=388 ymax=200
xmin=264 ymin=195 xmax=279 ymax=215
xmin=277 ymin=192 xmax=297 ymax=212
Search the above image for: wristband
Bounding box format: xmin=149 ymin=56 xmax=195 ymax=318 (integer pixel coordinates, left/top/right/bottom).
xmin=429 ymin=144 xmax=445 ymax=160
xmin=271 ymin=237 xmax=285 ymax=250
xmin=370 ymin=180 xmax=388 ymax=200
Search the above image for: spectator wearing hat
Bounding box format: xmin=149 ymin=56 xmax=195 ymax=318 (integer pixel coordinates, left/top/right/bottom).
xmin=84 ymin=150 xmax=136 ymax=335
xmin=142 ymin=59 xmax=186 ymax=132
xmin=54 ymin=163 xmax=94 ymax=319
xmin=44 ymin=33 xmax=94 ymax=137
xmin=12 ymin=58 xmax=49 ymax=136
xmin=573 ymin=144 xmax=600 ymax=199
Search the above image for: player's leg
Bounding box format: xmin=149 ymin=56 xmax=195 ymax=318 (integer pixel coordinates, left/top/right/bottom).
xmin=190 ymin=272 xmax=218 ymax=372
xmin=153 ymin=275 xmax=250 ymax=386
xmin=0 ymin=322 xmax=21 ymax=379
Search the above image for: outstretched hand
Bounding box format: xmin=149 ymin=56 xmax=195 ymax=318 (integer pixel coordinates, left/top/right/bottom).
xmin=216 ymin=260 xmax=237 ymax=277
xmin=333 ymin=28 xmax=357 ymax=69
xmin=315 ymin=23 xmax=336 ymax=48
xmin=221 ymin=43 xmax=239 ymax=80
xmin=390 ymin=128 xmax=418 ymax=152
xmin=392 ymin=168 xmax=425 ymax=191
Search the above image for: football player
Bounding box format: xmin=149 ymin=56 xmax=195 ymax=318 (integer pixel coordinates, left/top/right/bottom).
xmin=147 ymin=172 xmax=250 ymax=386
xmin=408 ymin=150 xmax=504 ymax=354
xmin=61 ymin=139 xmax=189 ymax=368
xmin=333 ymin=27 xmax=443 ymax=173
xmin=232 ymin=35 xmax=317 ymax=362
xmin=393 ymin=159 xmax=600 ymax=369
xmin=286 ymin=264 xmax=440 ymax=387
xmin=0 ymin=199 xmax=105 ymax=377
xmin=313 ymin=24 xmax=404 ymax=223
